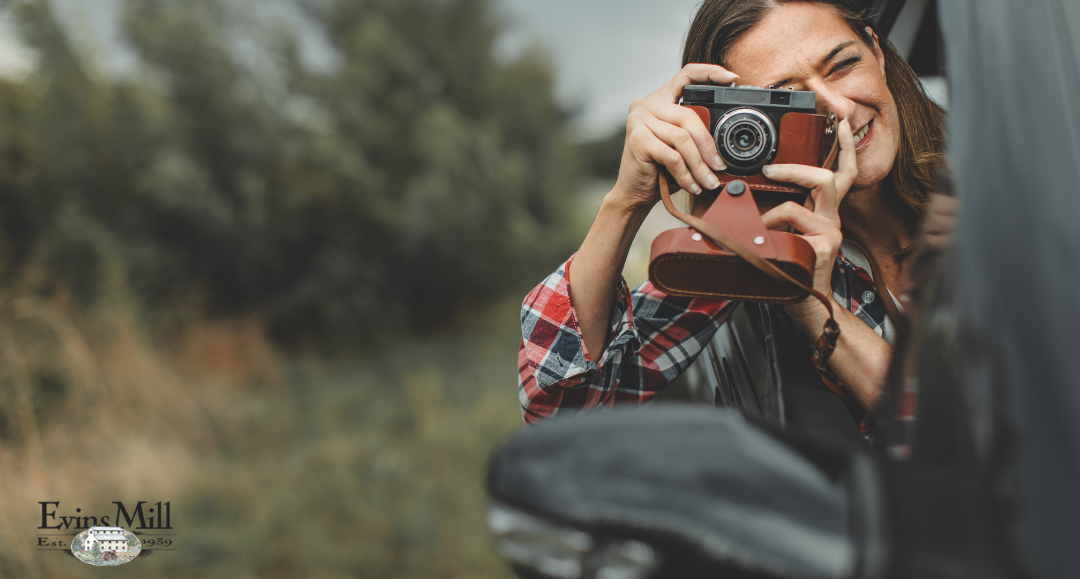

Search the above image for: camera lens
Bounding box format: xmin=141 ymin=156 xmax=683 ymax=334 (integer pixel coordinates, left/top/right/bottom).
xmin=734 ymin=128 xmax=758 ymax=151
xmin=713 ymin=108 xmax=777 ymax=175
xmin=725 ymin=121 xmax=765 ymax=160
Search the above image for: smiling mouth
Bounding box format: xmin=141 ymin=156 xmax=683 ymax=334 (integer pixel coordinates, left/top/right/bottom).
xmin=854 ymin=119 xmax=873 ymax=150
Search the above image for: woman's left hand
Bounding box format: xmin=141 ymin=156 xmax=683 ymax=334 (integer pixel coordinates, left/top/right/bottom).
xmin=759 ymin=118 xmax=858 ymax=330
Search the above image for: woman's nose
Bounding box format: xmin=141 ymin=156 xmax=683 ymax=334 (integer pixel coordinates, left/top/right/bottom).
xmin=810 ymin=83 xmax=856 ymax=121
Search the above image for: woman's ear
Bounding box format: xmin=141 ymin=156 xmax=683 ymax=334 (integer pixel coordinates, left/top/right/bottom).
xmin=865 ymin=26 xmax=887 ymax=78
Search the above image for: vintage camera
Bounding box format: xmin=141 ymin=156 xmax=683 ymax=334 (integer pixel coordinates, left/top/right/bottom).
xmin=644 ymin=86 xmax=839 ymax=303
xmin=680 ymin=84 xmax=835 ymax=205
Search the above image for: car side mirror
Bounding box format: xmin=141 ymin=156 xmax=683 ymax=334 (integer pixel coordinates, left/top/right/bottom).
xmin=486 ymin=407 xmax=889 ymax=579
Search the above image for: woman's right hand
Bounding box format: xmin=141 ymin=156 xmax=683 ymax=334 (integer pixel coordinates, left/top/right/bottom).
xmin=610 ymin=63 xmax=741 ymax=210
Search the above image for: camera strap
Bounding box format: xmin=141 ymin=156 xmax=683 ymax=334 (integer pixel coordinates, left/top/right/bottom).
xmin=657 ymin=174 xmax=840 ymax=372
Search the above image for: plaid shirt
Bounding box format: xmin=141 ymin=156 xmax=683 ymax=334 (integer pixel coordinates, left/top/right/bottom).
xmin=519 ymin=244 xmax=915 ymax=434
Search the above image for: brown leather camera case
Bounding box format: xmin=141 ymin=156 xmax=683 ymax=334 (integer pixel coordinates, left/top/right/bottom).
xmin=647 ymin=111 xmax=836 ymax=303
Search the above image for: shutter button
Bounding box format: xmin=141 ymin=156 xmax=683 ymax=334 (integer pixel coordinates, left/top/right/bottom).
xmin=862 ymin=290 xmax=875 ymax=303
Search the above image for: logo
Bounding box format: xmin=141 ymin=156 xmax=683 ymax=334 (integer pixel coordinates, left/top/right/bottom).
xmin=71 ymin=527 xmax=141 ymax=566
xmin=36 ymin=501 xmax=176 ymax=563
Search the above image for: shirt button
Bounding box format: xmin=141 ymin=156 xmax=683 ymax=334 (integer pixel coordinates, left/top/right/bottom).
xmin=862 ymin=290 xmax=876 ymax=303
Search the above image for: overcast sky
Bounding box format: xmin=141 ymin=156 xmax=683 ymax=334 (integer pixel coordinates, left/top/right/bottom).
xmin=498 ymin=0 xmax=705 ymax=137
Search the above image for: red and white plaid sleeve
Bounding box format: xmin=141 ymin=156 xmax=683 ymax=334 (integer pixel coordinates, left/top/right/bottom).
xmin=518 ymin=255 xmax=734 ymax=424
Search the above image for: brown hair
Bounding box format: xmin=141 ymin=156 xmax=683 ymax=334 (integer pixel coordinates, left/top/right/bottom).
xmin=682 ymin=0 xmax=946 ymax=214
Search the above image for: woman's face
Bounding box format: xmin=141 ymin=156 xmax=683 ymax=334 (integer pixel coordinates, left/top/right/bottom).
xmin=724 ymin=2 xmax=899 ymax=191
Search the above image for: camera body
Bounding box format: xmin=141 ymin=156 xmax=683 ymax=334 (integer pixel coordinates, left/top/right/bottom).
xmin=680 ymin=84 xmax=834 ymax=203
xmin=681 ymin=84 xmax=816 ymax=174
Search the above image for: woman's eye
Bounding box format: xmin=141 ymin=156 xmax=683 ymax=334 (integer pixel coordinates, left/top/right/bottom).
xmin=829 ymin=56 xmax=862 ymax=76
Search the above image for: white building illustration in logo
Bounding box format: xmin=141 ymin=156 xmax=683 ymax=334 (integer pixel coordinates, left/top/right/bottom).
xmin=83 ymin=527 xmax=130 ymax=553
xmin=72 ymin=524 xmax=141 ymax=566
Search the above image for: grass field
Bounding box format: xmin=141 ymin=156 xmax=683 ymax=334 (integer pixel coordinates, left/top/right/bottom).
xmin=0 ymin=294 xmax=526 ymax=578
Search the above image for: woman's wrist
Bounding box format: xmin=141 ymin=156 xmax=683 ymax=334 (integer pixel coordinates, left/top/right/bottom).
xmin=601 ymin=184 xmax=654 ymax=228
xmin=784 ymin=298 xmax=832 ymax=341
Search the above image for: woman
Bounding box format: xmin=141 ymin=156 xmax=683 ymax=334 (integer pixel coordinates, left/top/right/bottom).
xmin=518 ymin=0 xmax=945 ymax=435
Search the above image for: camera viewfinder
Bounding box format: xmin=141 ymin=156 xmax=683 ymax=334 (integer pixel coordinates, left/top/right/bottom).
xmin=770 ymin=92 xmax=791 ymax=106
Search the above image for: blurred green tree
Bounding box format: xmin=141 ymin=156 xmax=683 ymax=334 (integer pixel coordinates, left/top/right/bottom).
xmin=0 ymin=0 xmax=580 ymax=344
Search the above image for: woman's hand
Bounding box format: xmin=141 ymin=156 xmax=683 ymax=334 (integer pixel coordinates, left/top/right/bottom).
xmin=759 ymin=118 xmax=858 ymax=330
xmin=609 ymin=64 xmax=739 ymax=211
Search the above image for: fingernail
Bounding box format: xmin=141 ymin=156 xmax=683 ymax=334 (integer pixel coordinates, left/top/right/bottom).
xmin=713 ymin=155 xmax=726 ymax=171
xmin=706 ymin=174 xmax=720 ymax=190
xmin=762 ymin=165 xmax=776 ymax=177
xmin=690 ymin=183 xmax=702 ymax=195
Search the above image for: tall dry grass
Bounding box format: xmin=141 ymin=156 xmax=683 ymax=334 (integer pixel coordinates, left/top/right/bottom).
xmin=0 ymin=290 xmax=524 ymax=578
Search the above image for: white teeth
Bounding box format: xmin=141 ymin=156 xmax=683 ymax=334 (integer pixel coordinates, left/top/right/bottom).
xmin=854 ymin=122 xmax=870 ymax=143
